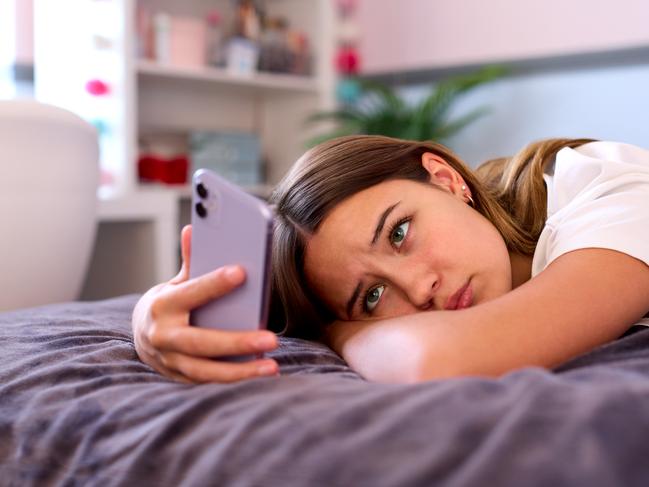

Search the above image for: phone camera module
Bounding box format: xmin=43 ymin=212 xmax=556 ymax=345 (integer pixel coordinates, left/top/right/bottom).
xmin=195 ymin=202 xmax=208 ymax=218
xmin=196 ymin=182 xmax=208 ymax=199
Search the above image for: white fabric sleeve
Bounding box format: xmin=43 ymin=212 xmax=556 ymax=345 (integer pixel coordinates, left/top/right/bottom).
xmin=546 ymin=179 xmax=649 ymax=268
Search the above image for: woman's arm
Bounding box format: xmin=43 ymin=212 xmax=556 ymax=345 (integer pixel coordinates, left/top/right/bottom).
xmin=326 ymin=248 xmax=649 ymax=383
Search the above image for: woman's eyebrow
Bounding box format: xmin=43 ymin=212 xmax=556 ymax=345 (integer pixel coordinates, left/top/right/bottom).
xmin=370 ymin=202 xmax=400 ymax=245
xmin=345 ymin=201 xmax=401 ymax=318
xmin=346 ymin=282 xmax=362 ymax=319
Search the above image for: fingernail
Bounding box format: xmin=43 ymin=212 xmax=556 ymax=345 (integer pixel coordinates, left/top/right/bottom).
xmin=224 ymin=265 xmax=243 ymax=283
xmin=254 ymin=333 xmax=277 ymax=350
xmin=258 ymin=362 xmax=278 ymax=376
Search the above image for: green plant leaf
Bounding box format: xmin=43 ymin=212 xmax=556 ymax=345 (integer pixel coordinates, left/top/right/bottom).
xmin=410 ymin=83 xmax=455 ymax=138
xmin=435 ymin=106 xmax=492 ymax=140
xmin=357 ymin=79 xmax=405 ymax=113
xmin=304 ymin=65 xmax=507 ymax=145
xmin=447 ymin=65 xmax=508 ymax=94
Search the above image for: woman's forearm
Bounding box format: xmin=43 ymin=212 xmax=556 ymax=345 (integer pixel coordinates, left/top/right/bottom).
xmin=328 ymin=248 xmax=649 ymax=383
xmin=328 ymin=310 xmax=486 ymax=383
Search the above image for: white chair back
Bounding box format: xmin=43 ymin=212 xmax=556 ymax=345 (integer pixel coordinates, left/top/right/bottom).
xmin=0 ymin=100 xmax=99 ymax=310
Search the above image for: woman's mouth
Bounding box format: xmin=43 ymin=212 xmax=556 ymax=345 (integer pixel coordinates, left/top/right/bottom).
xmin=445 ymin=281 xmax=473 ymax=310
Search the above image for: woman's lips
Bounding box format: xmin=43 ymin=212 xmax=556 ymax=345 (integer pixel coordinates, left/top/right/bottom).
xmin=444 ymin=281 xmax=473 ymax=310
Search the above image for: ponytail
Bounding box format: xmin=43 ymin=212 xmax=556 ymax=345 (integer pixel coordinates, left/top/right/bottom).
xmin=476 ymin=138 xmax=595 ymax=255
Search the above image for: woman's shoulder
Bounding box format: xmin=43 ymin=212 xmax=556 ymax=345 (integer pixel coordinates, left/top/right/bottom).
xmin=559 ymin=140 xmax=649 ymax=170
xmin=533 ymin=140 xmax=649 ymax=277
xmin=574 ymin=140 xmax=649 ymax=169
xmin=548 ymin=140 xmax=649 ymax=203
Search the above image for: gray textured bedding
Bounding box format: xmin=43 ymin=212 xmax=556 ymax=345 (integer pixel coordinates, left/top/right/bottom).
xmin=1 ymin=294 xmax=649 ymax=486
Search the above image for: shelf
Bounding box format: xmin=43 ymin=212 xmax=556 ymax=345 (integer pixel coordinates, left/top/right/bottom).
xmin=136 ymin=182 xmax=274 ymax=200
xmin=96 ymin=181 xmax=273 ymax=222
xmin=137 ymin=60 xmax=319 ymax=94
xmin=97 ymin=188 xmax=178 ymax=221
xmin=175 ymin=183 xmax=273 ymax=200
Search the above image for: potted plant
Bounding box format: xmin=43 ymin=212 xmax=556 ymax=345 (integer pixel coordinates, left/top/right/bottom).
xmin=306 ymin=65 xmax=506 ymax=146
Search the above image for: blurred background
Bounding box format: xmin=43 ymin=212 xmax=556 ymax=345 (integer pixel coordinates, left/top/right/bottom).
xmin=1 ymin=0 xmax=648 ymax=307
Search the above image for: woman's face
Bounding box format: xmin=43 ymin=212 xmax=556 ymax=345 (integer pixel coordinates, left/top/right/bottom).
xmin=303 ymin=153 xmax=513 ymax=321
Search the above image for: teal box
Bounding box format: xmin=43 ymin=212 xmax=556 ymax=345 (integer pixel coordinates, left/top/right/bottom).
xmin=189 ymin=131 xmax=262 ymax=185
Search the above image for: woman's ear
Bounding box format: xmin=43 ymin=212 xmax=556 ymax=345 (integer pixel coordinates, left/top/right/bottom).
xmin=420 ymin=152 xmax=467 ymax=197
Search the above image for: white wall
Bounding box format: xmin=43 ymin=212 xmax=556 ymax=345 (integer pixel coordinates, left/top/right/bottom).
xmin=0 ymin=0 xmax=17 ymax=98
xmin=401 ymin=63 xmax=649 ymax=167
xmin=0 ymin=0 xmax=34 ymax=98
xmin=14 ymin=0 xmax=34 ymax=65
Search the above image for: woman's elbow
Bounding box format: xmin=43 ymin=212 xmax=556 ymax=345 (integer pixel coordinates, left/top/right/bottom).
xmin=345 ymin=331 xmax=435 ymax=384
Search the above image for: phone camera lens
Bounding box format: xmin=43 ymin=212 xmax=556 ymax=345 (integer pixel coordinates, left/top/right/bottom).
xmin=195 ymin=202 xmax=207 ymax=218
xmin=196 ymin=183 xmax=208 ymax=199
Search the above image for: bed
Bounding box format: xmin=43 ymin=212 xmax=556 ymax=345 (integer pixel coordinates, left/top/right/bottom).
xmin=2 ymin=294 xmax=649 ymax=486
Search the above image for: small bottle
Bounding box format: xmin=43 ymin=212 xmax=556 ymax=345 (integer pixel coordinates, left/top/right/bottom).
xmin=206 ymin=10 xmax=223 ymax=67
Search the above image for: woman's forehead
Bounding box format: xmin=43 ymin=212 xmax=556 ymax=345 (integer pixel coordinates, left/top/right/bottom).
xmin=307 ymin=179 xmax=428 ymax=253
xmin=329 ymin=179 xmax=412 ymax=215
xmin=303 ymin=229 xmax=365 ymax=316
xmin=304 ymin=199 xmax=368 ymax=271
xmin=302 ymin=180 xmax=417 ymax=310
xmin=316 ymin=180 xmax=407 ymax=239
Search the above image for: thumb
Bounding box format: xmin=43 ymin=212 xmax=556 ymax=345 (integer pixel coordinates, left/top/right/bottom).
xmin=170 ymin=225 xmax=192 ymax=284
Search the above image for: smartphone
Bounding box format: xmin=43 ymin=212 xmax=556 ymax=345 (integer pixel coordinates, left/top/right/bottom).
xmin=189 ymin=169 xmax=274 ymax=343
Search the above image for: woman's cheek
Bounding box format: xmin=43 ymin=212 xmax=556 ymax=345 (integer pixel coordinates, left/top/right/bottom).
xmin=378 ymin=291 xmax=420 ymax=320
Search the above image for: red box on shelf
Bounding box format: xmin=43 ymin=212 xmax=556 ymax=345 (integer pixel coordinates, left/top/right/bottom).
xmin=138 ymin=154 xmax=189 ymax=184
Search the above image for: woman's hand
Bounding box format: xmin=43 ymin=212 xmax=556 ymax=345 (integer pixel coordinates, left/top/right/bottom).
xmin=132 ymin=225 xmax=280 ymax=383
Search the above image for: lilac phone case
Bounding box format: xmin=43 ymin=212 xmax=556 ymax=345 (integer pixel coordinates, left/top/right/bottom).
xmin=189 ymin=169 xmax=273 ymax=339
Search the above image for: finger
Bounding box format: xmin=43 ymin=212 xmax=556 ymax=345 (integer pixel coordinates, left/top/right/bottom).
xmin=169 ymin=225 xmax=192 ymax=284
xmin=163 ymin=265 xmax=246 ymax=312
xmin=137 ymin=346 xmax=193 ymax=383
xmin=162 ymin=352 xmax=280 ymax=383
xmin=152 ymin=326 xmax=278 ymax=357
xmin=155 ymin=362 xmax=193 ymax=384
xmin=180 ymin=224 xmax=192 ymax=277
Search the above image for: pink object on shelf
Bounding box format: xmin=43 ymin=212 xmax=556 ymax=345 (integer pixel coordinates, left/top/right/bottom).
xmin=335 ymin=46 xmax=360 ymax=75
xmin=336 ymin=0 xmax=358 ymax=15
xmin=169 ymin=16 xmax=207 ymax=68
xmin=207 ymin=9 xmax=222 ymax=26
xmin=85 ymin=79 xmax=110 ymax=96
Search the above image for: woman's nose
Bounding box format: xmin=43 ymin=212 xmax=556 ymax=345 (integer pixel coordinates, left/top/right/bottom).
xmin=393 ymin=266 xmax=439 ymax=310
xmin=410 ymin=277 xmax=439 ymax=310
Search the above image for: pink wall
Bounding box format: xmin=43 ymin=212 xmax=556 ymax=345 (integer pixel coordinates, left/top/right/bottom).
xmin=357 ymin=0 xmax=649 ymax=74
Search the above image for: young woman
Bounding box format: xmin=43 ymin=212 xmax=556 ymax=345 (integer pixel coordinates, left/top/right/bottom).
xmin=132 ymin=136 xmax=649 ymax=384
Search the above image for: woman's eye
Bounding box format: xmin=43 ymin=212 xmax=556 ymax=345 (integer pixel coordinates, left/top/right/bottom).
xmin=365 ymin=285 xmax=385 ymax=312
xmin=390 ymin=221 xmax=410 ymax=248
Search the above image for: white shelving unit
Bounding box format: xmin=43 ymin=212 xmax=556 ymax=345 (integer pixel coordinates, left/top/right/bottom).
xmin=137 ymin=59 xmax=320 ymax=93
xmin=34 ymin=0 xmax=336 ymax=299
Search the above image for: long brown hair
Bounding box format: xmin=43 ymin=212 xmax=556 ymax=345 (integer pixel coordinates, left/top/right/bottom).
xmin=268 ymin=135 xmax=595 ymax=338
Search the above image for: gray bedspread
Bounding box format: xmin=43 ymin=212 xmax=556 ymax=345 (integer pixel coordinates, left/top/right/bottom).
xmin=1 ymin=294 xmax=649 ymax=487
